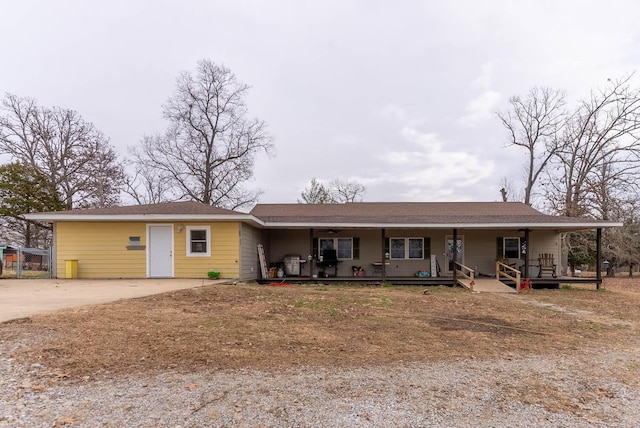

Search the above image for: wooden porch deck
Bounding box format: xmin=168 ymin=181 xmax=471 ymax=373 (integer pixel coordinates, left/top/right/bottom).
xmin=256 ymin=275 xmax=602 ymax=289
xmin=457 ymin=277 xmax=517 ymax=293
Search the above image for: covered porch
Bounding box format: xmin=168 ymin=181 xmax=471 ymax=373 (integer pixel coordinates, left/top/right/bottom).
xmin=255 ymin=226 xmax=608 ymax=290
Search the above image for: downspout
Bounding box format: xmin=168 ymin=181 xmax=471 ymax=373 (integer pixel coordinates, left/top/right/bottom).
xmin=52 ymin=222 xmax=57 ymax=279
xmin=596 ymin=228 xmax=602 ymax=290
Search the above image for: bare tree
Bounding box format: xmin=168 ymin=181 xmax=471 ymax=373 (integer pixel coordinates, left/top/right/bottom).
xmin=0 ymin=94 xmax=124 ymax=209
xmin=500 ymin=76 xmax=640 ymax=272
xmin=606 ymin=207 xmax=640 ymax=277
xmin=497 ymin=87 xmax=566 ymax=206
xmin=536 ymin=75 xmax=640 ymax=274
xmin=328 ymin=178 xmax=366 ymax=202
xmin=123 ymin=158 xmax=173 ymax=205
xmin=299 ymin=178 xmax=366 ymax=203
xmin=499 ymin=187 xmax=508 ymax=202
xmin=544 ymin=74 xmax=640 ymax=218
xmin=128 ymin=60 xmax=274 ymax=210
xmin=298 ymin=178 xmax=331 ymax=203
xmin=498 ymin=176 xmax=523 ymax=202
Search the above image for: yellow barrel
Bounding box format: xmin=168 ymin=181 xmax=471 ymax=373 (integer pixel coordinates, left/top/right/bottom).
xmin=65 ymin=260 xmax=78 ymax=279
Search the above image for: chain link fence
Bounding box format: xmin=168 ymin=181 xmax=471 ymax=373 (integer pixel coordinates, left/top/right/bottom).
xmin=1 ymin=247 xmax=52 ymax=279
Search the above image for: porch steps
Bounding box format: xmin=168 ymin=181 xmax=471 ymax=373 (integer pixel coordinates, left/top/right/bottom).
xmin=457 ymin=277 xmax=517 ymax=293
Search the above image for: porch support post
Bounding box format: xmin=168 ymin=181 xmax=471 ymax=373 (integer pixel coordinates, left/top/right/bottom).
xmin=309 ymin=228 xmax=314 ymax=279
xmin=381 ymin=228 xmax=386 ymax=281
xmin=452 ymin=228 xmax=458 ymax=285
xmin=523 ymin=228 xmax=530 ymax=278
xmin=596 ymin=227 xmax=602 ymax=289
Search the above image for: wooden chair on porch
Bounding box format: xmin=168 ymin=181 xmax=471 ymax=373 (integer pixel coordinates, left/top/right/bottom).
xmin=496 ymin=256 xmax=517 ymax=272
xmin=537 ymin=253 xmax=557 ymax=278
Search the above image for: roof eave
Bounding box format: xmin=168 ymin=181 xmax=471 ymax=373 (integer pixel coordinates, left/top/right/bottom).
xmin=23 ymin=213 xmax=266 ymax=225
xmin=23 ymin=213 xmax=622 ymax=230
xmin=260 ymin=221 xmax=623 ymax=229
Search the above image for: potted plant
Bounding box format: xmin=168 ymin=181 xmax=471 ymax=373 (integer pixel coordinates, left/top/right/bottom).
xmin=207 ymin=269 xmax=221 ymax=279
xmin=352 ymin=265 xmax=365 ymax=277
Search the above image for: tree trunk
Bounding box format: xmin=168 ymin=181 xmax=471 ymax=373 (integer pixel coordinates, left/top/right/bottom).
xmin=25 ymin=223 xmax=32 ymax=248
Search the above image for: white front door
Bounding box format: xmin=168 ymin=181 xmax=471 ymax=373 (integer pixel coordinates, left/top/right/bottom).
xmin=445 ymin=236 xmax=464 ymax=274
xmin=148 ymin=225 xmax=173 ymax=277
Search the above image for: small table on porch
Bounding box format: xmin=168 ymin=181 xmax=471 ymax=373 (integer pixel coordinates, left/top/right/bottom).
xmin=372 ymin=262 xmax=389 ymax=276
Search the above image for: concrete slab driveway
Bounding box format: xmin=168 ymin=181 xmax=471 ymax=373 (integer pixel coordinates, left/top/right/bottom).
xmin=0 ymin=278 xmax=215 ymax=323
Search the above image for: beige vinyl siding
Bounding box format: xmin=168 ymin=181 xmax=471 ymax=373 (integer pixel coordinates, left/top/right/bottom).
xmin=350 ymin=229 xmax=385 ymax=276
xmin=428 ymin=231 xmax=447 ymax=275
xmin=352 ymin=229 xmax=384 ymax=263
xmin=528 ymin=230 xmax=560 ymax=259
xmin=527 ymin=230 xmax=561 ymax=277
xmin=445 ymin=229 xmax=559 ymax=277
xmin=383 ymin=229 xmax=434 ymax=277
xmin=240 ymin=223 xmax=269 ymax=280
xmin=267 ymin=229 xmax=311 ymax=277
xmin=316 ymin=229 xmax=382 ymax=277
xmin=462 ymin=229 xmax=559 ymax=277
xmin=457 ymin=230 xmax=496 ymax=275
xmin=269 ymin=230 xmax=310 ymax=261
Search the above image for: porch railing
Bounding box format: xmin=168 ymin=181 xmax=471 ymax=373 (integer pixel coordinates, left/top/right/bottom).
xmin=455 ymin=261 xmax=475 ymax=291
xmin=496 ymin=260 xmax=521 ymax=290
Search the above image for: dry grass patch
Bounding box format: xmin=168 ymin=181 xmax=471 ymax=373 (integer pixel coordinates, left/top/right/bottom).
xmin=512 ymin=377 xmax=588 ymax=414
xmin=2 ymin=280 xmax=639 ymax=381
xmin=531 ymin=278 xmax=640 ymax=326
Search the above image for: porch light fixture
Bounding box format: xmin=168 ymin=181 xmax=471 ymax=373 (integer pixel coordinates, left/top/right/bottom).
xmin=177 ymin=224 xmax=184 ymax=232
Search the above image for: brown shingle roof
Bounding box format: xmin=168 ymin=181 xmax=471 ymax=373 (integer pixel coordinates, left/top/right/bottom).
xmin=26 ymin=201 xmax=619 ymax=229
xmin=250 ymin=202 xmax=603 ymax=225
xmin=47 ymin=201 xmax=243 ymax=216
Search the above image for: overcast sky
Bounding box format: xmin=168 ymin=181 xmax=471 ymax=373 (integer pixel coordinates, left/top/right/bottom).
xmin=2 ymin=0 xmax=640 ymax=205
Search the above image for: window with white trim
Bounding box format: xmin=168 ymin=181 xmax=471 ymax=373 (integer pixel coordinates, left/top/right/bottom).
xmin=503 ymin=237 xmax=520 ymax=259
xmin=318 ymin=237 xmax=353 ymax=260
xmin=389 ymin=237 xmax=424 ymax=259
xmin=187 ymin=226 xmax=210 ymax=257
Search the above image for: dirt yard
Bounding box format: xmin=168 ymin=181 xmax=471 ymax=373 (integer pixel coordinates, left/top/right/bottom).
xmin=2 ymin=278 xmax=639 ymax=381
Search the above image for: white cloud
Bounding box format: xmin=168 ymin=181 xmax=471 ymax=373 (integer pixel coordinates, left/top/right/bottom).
xmin=378 ymin=105 xmax=407 ymax=123
xmin=360 ymin=127 xmax=495 ymax=201
xmin=471 ymin=62 xmax=496 ymax=89
xmin=377 ymin=104 xmax=430 ymax=129
xmin=3 ymin=0 xmax=640 ymax=205
xmin=459 ymin=90 xmax=502 ymax=128
xmin=457 ymin=60 xmax=503 ymax=128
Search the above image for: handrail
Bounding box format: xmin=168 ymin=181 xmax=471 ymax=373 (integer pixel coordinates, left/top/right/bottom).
xmin=496 ymin=261 xmax=522 ymax=291
xmin=455 ymin=261 xmax=475 ymax=291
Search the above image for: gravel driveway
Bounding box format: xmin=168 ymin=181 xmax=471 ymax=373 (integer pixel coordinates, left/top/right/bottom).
xmin=1 ymin=343 xmax=638 ymax=427
xmin=2 ymin=279 xmax=638 ymax=427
